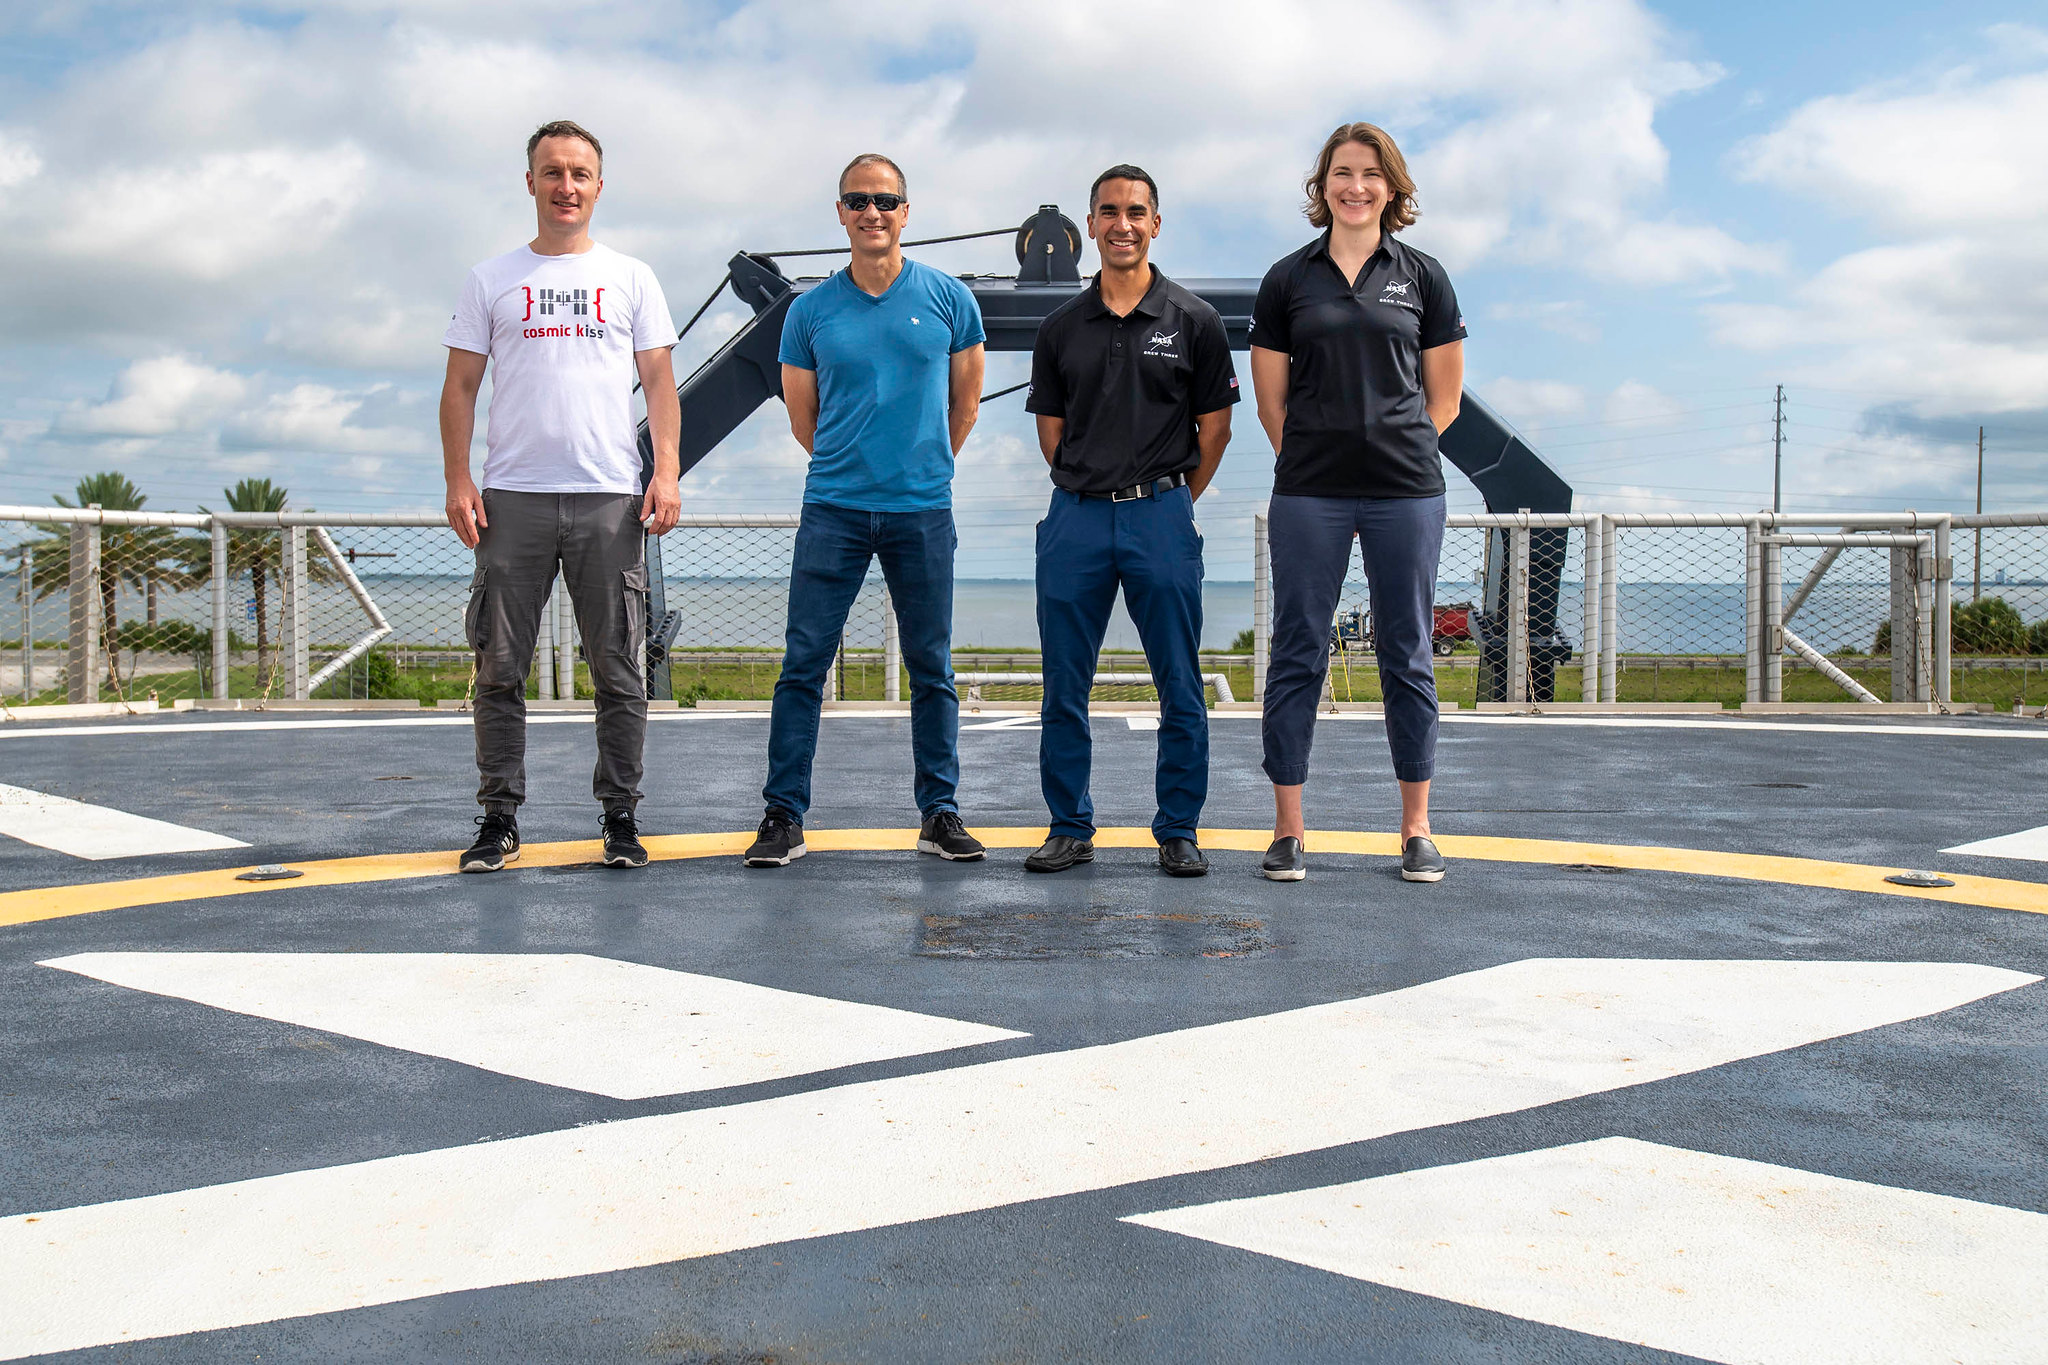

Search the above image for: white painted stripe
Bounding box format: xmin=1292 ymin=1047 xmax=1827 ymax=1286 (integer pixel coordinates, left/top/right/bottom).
xmin=0 ymin=959 xmax=2030 ymax=1359
xmin=1126 ymin=715 xmax=1161 ymax=731
xmin=6 ymin=714 xmax=2048 ymax=741
xmin=1943 ymin=824 xmax=2048 ymax=863
xmin=0 ymin=783 xmax=248 ymax=860
xmin=1128 ymin=1136 xmax=2048 ymax=1365
xmin=41 ymin=953 xmax=1026 ymax=1100
xmin=960 ymin=714 xmax=1041 ymax=731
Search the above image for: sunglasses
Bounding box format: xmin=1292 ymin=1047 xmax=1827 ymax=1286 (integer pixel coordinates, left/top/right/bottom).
xmin=840 ymin=192 xmax=906 ymax=213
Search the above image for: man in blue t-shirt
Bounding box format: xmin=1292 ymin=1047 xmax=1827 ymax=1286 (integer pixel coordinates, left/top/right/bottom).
xmin=744 ymin=152 xmax=987 ymax=868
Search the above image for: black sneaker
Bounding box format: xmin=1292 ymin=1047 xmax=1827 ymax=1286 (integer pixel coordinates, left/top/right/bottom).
xmin=601 ymin=808 xmax=648 ymax=868
xmin=461 ymin=812 xmax=520 ymax=873
xmin=918 ymin=811 xmax=986 ymax=861
xmin=1402 ymin=835 xmax=1446 ymax=883
xmin=745 ymin=811 xmax=805 ymax=867
xmin=1158 ymin=837 xmax=1210 ymax=877
xmin=1024 ymin=835 xmax=1094 ymax=873
xmin=1261 ymin=836 xmax=1306 ymax=881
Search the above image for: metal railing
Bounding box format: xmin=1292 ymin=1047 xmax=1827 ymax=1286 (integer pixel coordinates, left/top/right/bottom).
xmin=6 ymin=504 xmax=2046 ymax=710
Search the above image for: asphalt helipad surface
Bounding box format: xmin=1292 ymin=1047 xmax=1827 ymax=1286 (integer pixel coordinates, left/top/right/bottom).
xmin=1 ymin=708 xmax=2045 ymax=1363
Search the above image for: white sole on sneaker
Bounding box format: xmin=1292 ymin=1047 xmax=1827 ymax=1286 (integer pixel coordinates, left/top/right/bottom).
xmin=460 ymin=847 xmax=520 ymax=874
xmin=916 ymin=840 xmax=986 ymax=861
xmin=1261 ymin=865 xmax=1307 ymax=882
xmin=603 ymin=853 xmax=648 ymax=868
xmin=744 ymin=843 xmax=806 ymax=868
xmin=1401 ymin=866 xmax=1445 ymax=883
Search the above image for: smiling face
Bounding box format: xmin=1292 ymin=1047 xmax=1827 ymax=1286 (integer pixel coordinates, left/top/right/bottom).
xmin=1088 ymin=178 xmax=1160 ymax=273
xmin=526 ymin=135 xmax=602 ymax=236
xmin=1322 ymin=141 xmax=1389 ymax=234
xmin=836 ymin=160 xmax=908 ymax=257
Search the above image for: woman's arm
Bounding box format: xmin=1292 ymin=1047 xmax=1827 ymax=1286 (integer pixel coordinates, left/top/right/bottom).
xmin=1249 ymin=345 xmax=1289 ymax=454
xmin=1421 ymin=340 xmax=1464 ymax=433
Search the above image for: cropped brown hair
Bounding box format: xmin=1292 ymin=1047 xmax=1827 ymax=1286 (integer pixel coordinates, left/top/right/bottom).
xmin=1304 ymin=122 xmax=1416 ymax=234
xmin=527 ymin=120 xmax=602 ymax=170
xmin=839 ymin=152 xmax=907 ymax=197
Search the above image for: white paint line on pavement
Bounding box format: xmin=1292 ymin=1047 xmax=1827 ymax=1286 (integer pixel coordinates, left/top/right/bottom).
xmin=1128 ymin=1136 xmax=2048 ymax=1365
xmin=0 ymin=783 xmax=248 ymax=860
xmin=0 ymin=958 xmax=2031 ymax=1360
xmin=1126 ymin=716 xmax=1161 ymax=731
xmin=40 ymin=953 xmax=1026 ymax=1100
xmin=1944 ymin=824 xmax=2048 ymax=864
xmin=960 ymin=714 xmax=1041 ymax=731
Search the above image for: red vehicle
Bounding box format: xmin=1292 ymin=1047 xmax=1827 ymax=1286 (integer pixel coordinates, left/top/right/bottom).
xmin=1332 ymin=601 xmax=1474 ymax=656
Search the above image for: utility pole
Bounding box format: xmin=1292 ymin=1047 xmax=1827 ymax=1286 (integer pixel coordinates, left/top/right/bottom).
xmin=1771 ymin=383 xmax=1785 ymax=514
xmin=1973 ymin=425 xmax=1984 ymax=601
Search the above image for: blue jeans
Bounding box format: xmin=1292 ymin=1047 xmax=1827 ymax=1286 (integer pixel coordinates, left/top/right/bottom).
xmin=1037 ymin=487 xmax=1208 ymax=842
xmin=763 ymin=502 xmax=959 ymax=820
xmin=1262 ymin=492 xmax=1445 ymax=786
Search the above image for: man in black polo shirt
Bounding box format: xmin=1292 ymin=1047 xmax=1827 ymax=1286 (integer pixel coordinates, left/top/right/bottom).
xmin=1022 ymin=164 xmax=1238 ymax=876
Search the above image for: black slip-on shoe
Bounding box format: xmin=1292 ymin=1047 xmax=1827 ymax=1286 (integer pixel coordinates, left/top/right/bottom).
xmin=1401 ymin=835 xmax=1446 ymax=883
xmin=1158 ymin=837 xmax=1210 ymax=877
xmin=918 ymin=811 xmax=987 ymax=861
xmin=745 ymin=811 xmax=806 ymax=867
xmin=1261 ymin=836 xmax=1306 ymax=881
xmin=461 ymin=812 xmax=520 ymax=873
xmin=600 ymin=808 xmax=648 ymax=868
xmin=1024 ymin=835 xmax=1095 ymax=873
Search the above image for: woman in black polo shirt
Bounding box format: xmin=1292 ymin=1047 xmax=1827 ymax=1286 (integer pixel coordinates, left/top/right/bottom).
xmin=1249 ymin=121 xmax=1466 ymax=884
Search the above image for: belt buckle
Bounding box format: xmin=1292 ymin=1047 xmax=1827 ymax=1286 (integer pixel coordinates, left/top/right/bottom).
xmin=1110 ymin=486 xmax=1142 ymax=502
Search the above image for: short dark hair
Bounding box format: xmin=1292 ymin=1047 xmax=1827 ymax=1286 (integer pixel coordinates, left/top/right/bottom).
xmin=527 ymin=120 xmax=603 ymax=170
xmin=1090 ymin=164 xmax=1159 ymax=212
xmin=839 ymin=152 xmax=907 ymax=197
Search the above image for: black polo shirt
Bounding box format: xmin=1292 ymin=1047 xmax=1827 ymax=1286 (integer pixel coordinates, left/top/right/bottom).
xmin=1025 ymin=267 xmax=1239 ymax=495
xmin=1249 ymin=232 xmax=1465 ymax=499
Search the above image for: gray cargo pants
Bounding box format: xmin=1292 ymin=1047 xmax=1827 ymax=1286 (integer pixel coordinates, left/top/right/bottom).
xmin=466 ymin=489 xmax=648 ymax=816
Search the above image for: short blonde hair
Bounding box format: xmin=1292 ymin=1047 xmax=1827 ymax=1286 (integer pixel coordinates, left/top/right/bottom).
xmin=1304 ymin=122 xmax=1416 ymax=234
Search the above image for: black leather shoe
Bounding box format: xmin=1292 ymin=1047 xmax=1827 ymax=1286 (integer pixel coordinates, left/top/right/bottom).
xmin=1402 ymin=835 xmax=1446 ymax=883
xmin=1024 ymin=835 xmax=1094 ymax=873
xmin=1158 ymin=837 xmax=1209 ymax=877
xmin=1261 ymin=836 xmax=1305 ymax=881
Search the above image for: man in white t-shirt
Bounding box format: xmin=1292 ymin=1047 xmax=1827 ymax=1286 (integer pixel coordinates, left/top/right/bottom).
xmin=440 ymin=119 xmax=681 ymax=873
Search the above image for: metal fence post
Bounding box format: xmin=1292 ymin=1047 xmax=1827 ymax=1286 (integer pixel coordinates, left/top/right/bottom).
xmin=1506 ymin=522 xmax=1531 ymax=704
xmin=19 ymin=547 xmax=31 ymax=701
xmin=210 ymin=520 xmax=229 ymax=700
xmin=285 ymin=526 xmax=310 ymax=699
xmin=1580 ymin=517 xmax=1601 ymax=703
xmin=67 ymin=514 xmax=100 ymax=704
xmin=535 ymin=570 xmax=555 ymax=701
xmin=1599 ymin=515 xmax=1618 ymax=702
xmin=882 ymin=588 xmax=901 ymax=703
xmin=554 ymin=581 xmax=576 ymax=700
xmin=1913 ymin=532 xmax=1934 ymax=704
xmin=1932 ymin=519 xmax=1952 ymax=704
xmin=1761 ymin=534 xmax=1784 ymax=703
xmin=1252 ymin=510 xmax=1271 ymax=702
xmin=1744 ymin=520 xmax=1762 ymax=704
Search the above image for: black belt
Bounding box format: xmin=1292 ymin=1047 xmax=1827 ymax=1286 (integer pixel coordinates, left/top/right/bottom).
xmin=1079 ymin=472 xmax=1189 ymax=503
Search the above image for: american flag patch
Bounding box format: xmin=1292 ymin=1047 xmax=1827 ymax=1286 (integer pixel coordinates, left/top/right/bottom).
xmin=1228 ymin=376 xmax=1239 ymax=387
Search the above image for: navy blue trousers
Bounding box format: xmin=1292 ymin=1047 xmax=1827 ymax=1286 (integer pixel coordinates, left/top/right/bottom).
xmin=1262 ymin=492 xmax=1445 ymax=786
xmin=1036 ymin=486 xmax=1208 ymax=842
xmin=764 ymin=502 xmax=959 ymax=820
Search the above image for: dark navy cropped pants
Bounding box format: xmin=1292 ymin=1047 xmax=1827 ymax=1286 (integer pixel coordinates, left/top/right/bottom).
xmin=1262 ymin=492 xmax=1445 ymax=787
xmin=1036 ymin=486 xmax=1208 ymax=842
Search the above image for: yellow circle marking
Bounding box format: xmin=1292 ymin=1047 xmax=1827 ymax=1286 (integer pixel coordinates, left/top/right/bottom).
xmin=2 ymin=827 xmax=2045 ymax=929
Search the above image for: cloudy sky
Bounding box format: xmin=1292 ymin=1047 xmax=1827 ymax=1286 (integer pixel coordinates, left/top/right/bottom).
xmin=2 ymin=0 xmax=2044 ymax=576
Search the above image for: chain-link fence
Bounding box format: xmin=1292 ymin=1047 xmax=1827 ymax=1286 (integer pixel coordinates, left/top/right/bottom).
xmin=1249 ymin=510 xmax=2048 ymax=711
xmin=8 ymin=505 xmax=2046 ymax=711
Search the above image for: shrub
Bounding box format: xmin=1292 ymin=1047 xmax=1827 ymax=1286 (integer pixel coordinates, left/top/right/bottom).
xmin=1230 ymin=627 xmax=1255 ymax=653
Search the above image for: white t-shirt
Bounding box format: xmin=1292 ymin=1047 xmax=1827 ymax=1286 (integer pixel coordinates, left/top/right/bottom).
xmin=443 ymin=243 xmax=677 ymax=494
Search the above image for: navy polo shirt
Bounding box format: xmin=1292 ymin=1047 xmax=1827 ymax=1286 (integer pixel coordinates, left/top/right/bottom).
xmin=1026 ymin=267 xmax=1239 ymax=495
xmin=1249 ymin=232 xmax=1465 ymax=500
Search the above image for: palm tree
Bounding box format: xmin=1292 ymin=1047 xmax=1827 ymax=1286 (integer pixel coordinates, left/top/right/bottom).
xmin=202 ymin=478 xmax=291 ymax=692
xmin=25 ymin=472 xmax=197 ymax=691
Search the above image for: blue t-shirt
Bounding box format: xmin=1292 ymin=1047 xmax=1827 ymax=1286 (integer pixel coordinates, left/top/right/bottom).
xmin=778 ymin=259 xmax=986 ymax=511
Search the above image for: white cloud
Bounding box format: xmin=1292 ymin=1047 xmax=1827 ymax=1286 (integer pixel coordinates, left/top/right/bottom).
xmin=0 ymin=134 xmax=40 ymax=188
xmin=1713 ymin=36 xmax=2048 ymax=416
xmin=221 ymin=382 xmax=433 ymax=457
xmin=54 ymin=355 xmax=250 ymax=437
xmin=1485 ymin=378 xmax=1587 ymax=424
xmin=1603 ymin=379 xmax=1684 ymax=424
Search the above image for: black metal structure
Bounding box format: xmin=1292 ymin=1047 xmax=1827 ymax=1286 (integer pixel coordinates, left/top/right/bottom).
xmin=636 ymin=206 xmax=1572 ymax=701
